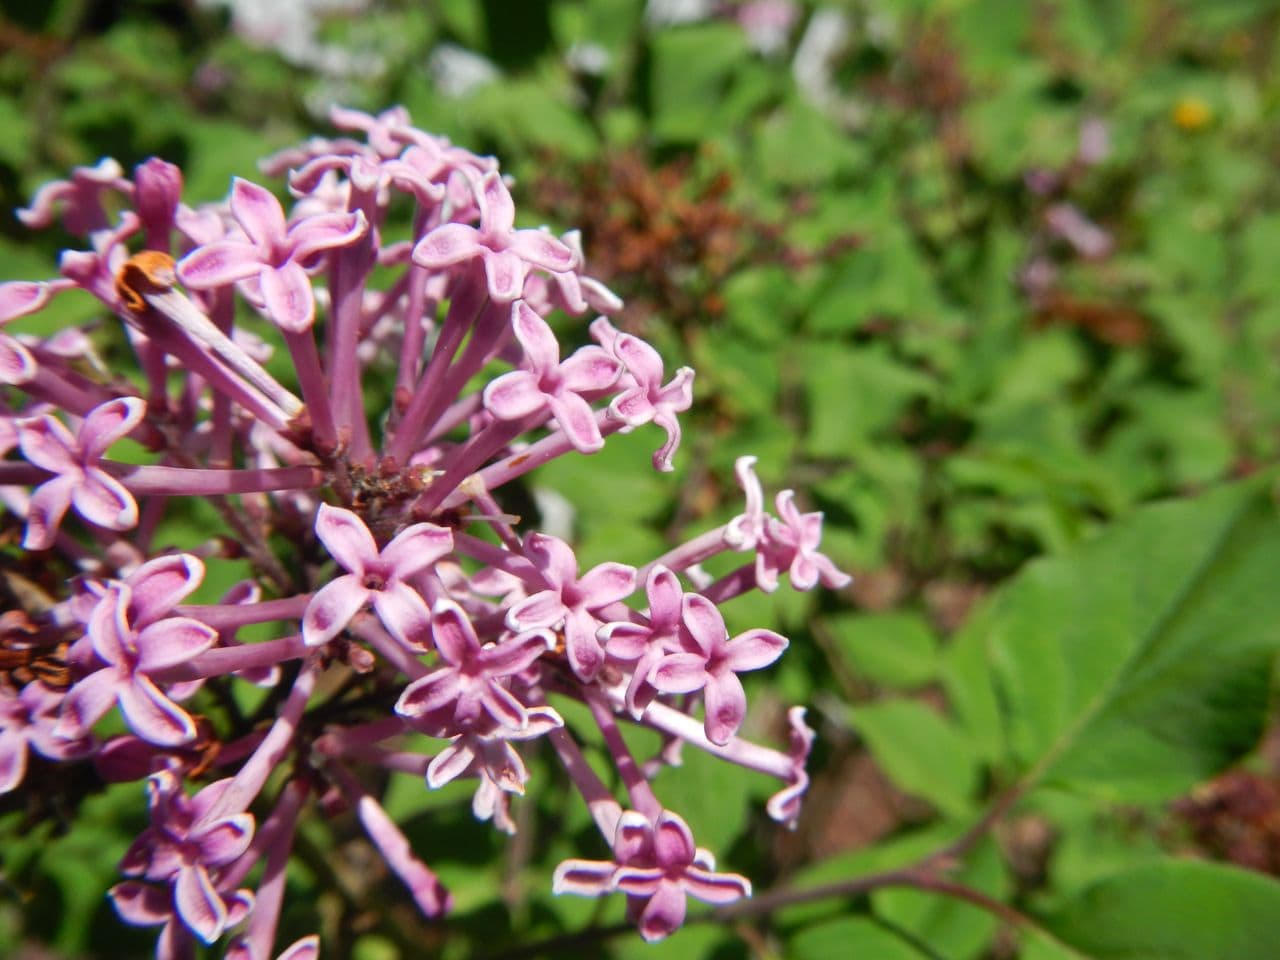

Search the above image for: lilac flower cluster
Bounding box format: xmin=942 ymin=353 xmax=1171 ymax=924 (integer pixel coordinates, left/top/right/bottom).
xmin=0 ymin=105 xmax=848 ymax=956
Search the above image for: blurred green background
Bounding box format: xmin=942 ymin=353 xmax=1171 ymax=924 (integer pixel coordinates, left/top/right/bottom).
xmin=4 ymin=1 xmax=1280 ymax=957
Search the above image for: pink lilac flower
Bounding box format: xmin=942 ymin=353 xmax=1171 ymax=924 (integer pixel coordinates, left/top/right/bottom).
xmin=177 ymin=177 xmax=367 ymax=331
xmin=394 ymin=598 xmax=552 ymax=731
xmin=648 ymin=593 xmax=788 ymax=745
xmin=16 ymin=396 xmax=146 ymax=549
xmin=505 ymin=532 xmax=636 ymax=681
xmin=302 ymin=503 xmax=453 ymax=649
xmin=0 ymin=105 xmax=849 ymax=955
xmin=115 ymin=769 xmax=256 ymax=944
xmin=0 ymin=681 xmax=95 ymax=793
xmin=553 ymin=809 xmax=751 ymax=942
xmin=484 ymin=300 xmax=622 ymax=453
xmin=412 ymin=170 xmax=579 ymax=303
xmin=59 ymin=583 xmax=217 ymax=746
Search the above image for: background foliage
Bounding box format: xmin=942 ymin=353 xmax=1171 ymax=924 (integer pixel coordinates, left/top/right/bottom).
xmin=3 ymin=0 xmax=1280 ymax=957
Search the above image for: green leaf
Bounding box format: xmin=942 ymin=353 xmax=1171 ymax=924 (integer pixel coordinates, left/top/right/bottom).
xmin=1042 ymin=859 xmax=1280 ymax=960
xmin=648 ymin=23 xmax=749 ymax=141
xmin=827 ymin=611 xmax=939 ymax=690
xmin=789 ymin=916 xmax=931 ymax=960
xmin=947 ymin=473 xmax=1280 ymax=802
xmin=850 ymin=699 xmax=980 ymax=816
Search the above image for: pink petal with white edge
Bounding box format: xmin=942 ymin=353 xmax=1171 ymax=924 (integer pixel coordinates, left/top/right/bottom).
xmin=71 ymin=470 xmax=138 ymax=531
xmin=504 ymin=589 xmax=565 ymax=631
xmin=192 ymin=813 xmax=255 ymax=867
xmin=650 ymin=654 xmax=707 ymax=695
xmin=429 ymin=600 xmax=480 ymax=664
xmin=614 ymin=333 xmax=664 ymax=386
xmin=724 ymin=628 xmax=788 ymax=673
xmin=508 ymin=229 xmax=579 ymax=273
xmin=381 ymin=522 xmax=454 ymax=578
xmin=483 ymin=248 xmax=525 ymax=302
xmin=638 ymin=882 xmax=688 ymax=942
xmin=0 ymin=280 xmax=51 ymax=322
xmin=22 ymin=475 xmax=75 ymax=550
xmin=17 ymin=414 xmax=77 ymax=473
xmin=110 ymin=881 xmax=172 ymax=927
xmin=229 ymin=177 xmax=287 ymax=249
xmin=599 ymin=620 xmax=650 ymax=660
xmin=277 ymin=936 xmax=321 ymax=960
xmin=479 ymin=629 xmax=552 ymax=676
xmin=371 ymin=580 xmax=433 ymax=649
xmin=80 ymin=396 xmax=146 ymax=460
xmin=313 ymin=504 xmax=378 ymax=574
xmin=682 ymin=866 xmax=751 ymax=904
xmin=136 ymin=617 xmax=217 ymax=672
xmin=128 ymin=553 xmax=204 ymax=625
xmin=576 ymin=562 xmax=637 ymax=609
xmin=524 ymin=532 xmax=578 ymax=587
xmin=302 ymin=575 xmax=369 ymax=647
xmin=477 ymin=171 xmax=516 ymax=234
xmin=653 ymin=811 xmax=697 ymax=865
xmin=260 ymin=260 xmax=316 ymax=332
xmin=509 ymin=300 xmax=560 ymax=373
xmin=564 ymin=613 xmax=605 ymax=681
xmin=480 ymin=682 xmax=528 ymax=730
xmin=483 ymin=370 xmax=548 ymax=421
xmin=426 ymin=738 xmax=475 ymax=788
xmin=551 ymin=858 xmax=617 ymax=897
xmin=702 ymin=671 xmax=747 ymax=746
xmin=396 ymin=670 xmax=463 ymax=719
xmin=57 ymin=668 xmax=119 ymax=738
xmin=118 ymin=675 xmax=197 ymax=746
xmin=546 ymin=391 xmax=604 ymax=453
xmin=648 ymin=566 xmax=683 ymax=628
xmin=174 ymin=865 xmax=228 ymax=943
xmin=0 ymin=729 xmax=28 ymax=794
xmin=412 ymin=222 xmax=483 ymax=268
xmin=0 ymin=335 xmax=35 ymax=384
xmin=176 ymin=239 xmax=266 ymax=289
xmin=289 ymin=210 xmax=367 ymax=263
xmin=681 ymin=594 xmax=728 ymax=657
xmin=559 ymin=345 xmax=621 ymax=393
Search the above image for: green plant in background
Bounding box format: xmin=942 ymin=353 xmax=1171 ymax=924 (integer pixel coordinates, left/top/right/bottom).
xmin=3 ymin=0 xmax=1280 ymax=957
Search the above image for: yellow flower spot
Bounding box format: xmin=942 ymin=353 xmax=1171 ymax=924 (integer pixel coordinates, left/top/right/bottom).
xmin=1173 ymin=96 xmax=1212 ymax=132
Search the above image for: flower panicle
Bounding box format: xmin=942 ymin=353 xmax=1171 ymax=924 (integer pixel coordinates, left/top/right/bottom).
xmin=0 ymin=104 xmax=849 ymax=954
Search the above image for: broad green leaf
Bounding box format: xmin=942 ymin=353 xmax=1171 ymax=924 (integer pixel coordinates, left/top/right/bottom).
xmin=1042 ymin=859 xmax=1280 ymax=960
xmin=648 ymin=23 xmax=749 ymax=141
xmin=945 ymin=473 xmax=1280 ymax=802
xmin=827 ymin=611 xmax=939 ymax=690
xmin=850 ymin=699 xmax=980 ymax=816
xmin=789 ymin=916 xmax=930 ymax=960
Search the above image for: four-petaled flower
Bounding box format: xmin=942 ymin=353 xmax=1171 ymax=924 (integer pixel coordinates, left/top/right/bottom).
xmin=767 ymin=490 xmax=852 ymax=592
xmin=17 ymin=396 xmax=145 ymax=550
xmin=412 ymin=170 xmax=579 ymax=303
xmin=484 ymin=300 xmax=622 ymax=453
xmin=649 ymin=593 xmax=788 ymax=745
xmin=395 ymin=598 xmax=552 ymax=732
xmin=505 ymin=533 xmax=636 ymax=681
xmin=177 ymin=177 xmax=367 ymax=331
xmin=553 ymin=809 xmax=751 ymax=942
xmin=303 ymin=504 xmax=454 ymax=649
xmin=600 ymin=565 xmax=687 ymax=718
xmin=59 ymin=581 xmax=217 ymax=746
xmin=592 ymin=317 xmax=695 ymax=472
xmin=115 ymin=770 xmax=256 ymax=944
xmin=0 ymin=681 xmax=95 ymax=794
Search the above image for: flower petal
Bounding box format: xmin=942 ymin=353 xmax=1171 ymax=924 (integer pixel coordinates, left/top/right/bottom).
xmin=482 ymin=249 xmax=525 ymax=302
xmin=174 ymin=865 xmax=227 ymax=944
xmin=702 ymin=671 xmax=747 ymax=746
xmin=0 ymin=335 xmax=36 ymax=385
xmin=637 ymin=882 xmax=687 ymax=942
xmin=128 ymin=554 xmax=204 ymax=625
xmin=649 ymin=654 xmax=708 ymax=695
xmin=136 ymin=616 xmax=217 ymax=672
xmin=478 ymin=629 xmax=552 ymax=676
xmin=314 ymin=503 xmax=377 ymax=574
xmin=177 ymin=239 xmax=265 ymax=289
xmin=57 ymin=667 xmax=119 ymax=738
xmin=396 ymin=670 xmax=462 ymax=719
xmin=381 ymin=521 xmax=454 ymax=578
xmin=546 ymin=391 xmax=604 ymax=453
xmin=552 ymin=858 xmax=616 ymax=897
xmin=412 ymin=222 xmax=483 ymax=268
xmin=504 ymin=589 xmax=565 ymax=631
xmin=0 ymin=729 xmax=28 ymax=794
xmin=507 ymin=229 xmax=578 ymax=273
xmin=118 ymin=675 xmax=197 ymax=746
xmin=372 ymin=580 xmax=433 ymax=649
xmin=577 ymin=562 xmax=637 ymax=609
xmin=230 ymin=177 xmax=287 ymax=250
xmin=426 ymin=738 xmax=474 ymax=788
xmin=72 ymin=469 xmax=139 ymax=531
xmin=559 ymin=345 xmax=621 ymax=394
xmin=429 ymin=599 xmax=481 ymax=664
xmin=724 ymin=628 xmax=788 ymax=673
xmin=17 ymin=414 xmax=77 ymax=473
xmin=80 ymin=396 xmax=146 ymax=461
xmin=681 ymin=593 xmax=728 ymax=658
xmin=288 ymin=210 xmax=366 ymax=263
xmin=23 ymin=475 xmax=75 ymax=550
xmin=483 ymin=370 xmax=548 ymax=421
xmin=260 ymin=261 xmax=316 ymax=333
xmin=302 ymin=574 xmax=369 ymax=647
xmin=509 ymin=300 xmax=560 ymax=375
xmin=682 ymin=866 xmax=751 ymax=904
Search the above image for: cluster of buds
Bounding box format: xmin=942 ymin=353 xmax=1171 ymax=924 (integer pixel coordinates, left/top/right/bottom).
xmin=0 ymin=106 xmax=848 ymax=957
